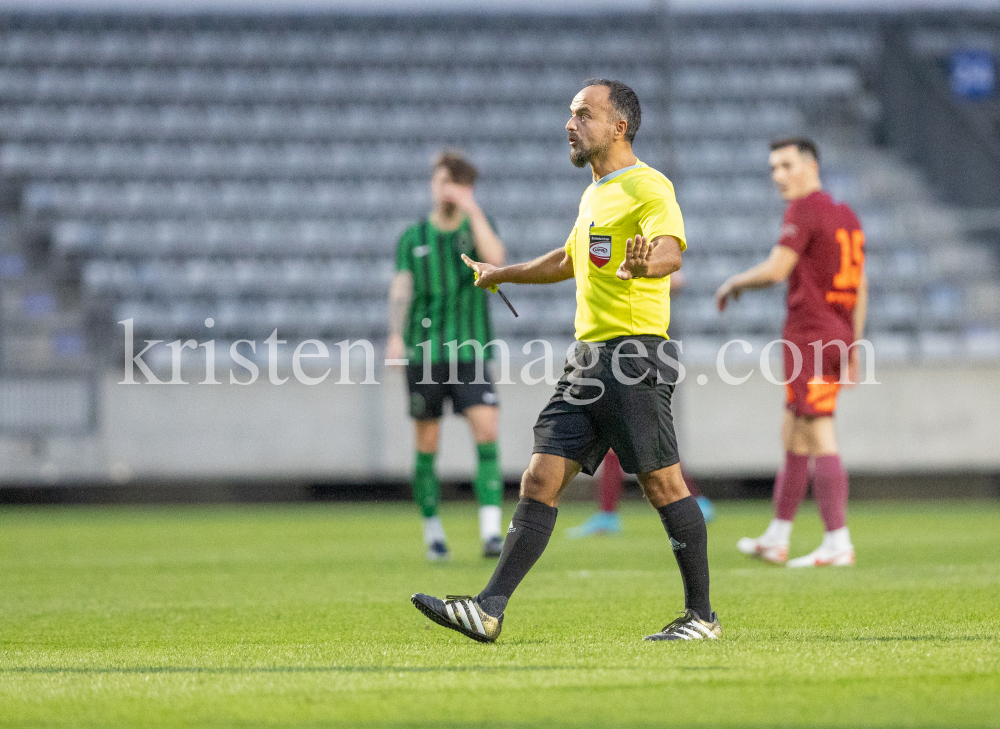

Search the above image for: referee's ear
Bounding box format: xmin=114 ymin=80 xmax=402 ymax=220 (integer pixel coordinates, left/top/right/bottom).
xmin=614 ymin=118 xmax=629 ymax=142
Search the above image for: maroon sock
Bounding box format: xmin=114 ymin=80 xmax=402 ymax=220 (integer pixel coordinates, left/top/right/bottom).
xmin=812 ymin=455 xmax=849 ymax=531
xmin=773 ymin=453 xmax=810 ymax=522
xmin=770 ymin=469 xmax=786 ymax=514
xmin=598 ymin=450 xmax=624 ymax=512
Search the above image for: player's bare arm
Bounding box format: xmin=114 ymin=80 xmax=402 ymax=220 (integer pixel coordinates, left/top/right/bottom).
xmin=853 ymin=272 xmax=868 ymax=343
xmin=847 ymin=272 xmax=869 ymax=384
xmin=386 ymin=271 xmax=413 ymax=362
xmin=715 ymin=244 xmax=799 ymax=312
xmin=461 ymin=247 xmax=573 ymax=289
xmin=616 ymin=235 xmax=683 ymax=281
xmin=441 ymin=182 xmax=505 ymax=267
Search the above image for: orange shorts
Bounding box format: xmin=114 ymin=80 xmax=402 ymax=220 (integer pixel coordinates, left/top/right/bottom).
xmin=783 ymin=338 xmax=844 ymax=417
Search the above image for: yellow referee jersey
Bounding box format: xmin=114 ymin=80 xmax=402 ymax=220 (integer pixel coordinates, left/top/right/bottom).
xmin=564 ymin=160 xmax=687 ymax=342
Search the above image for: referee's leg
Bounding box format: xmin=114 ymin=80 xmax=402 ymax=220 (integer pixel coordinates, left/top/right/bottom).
xmin=637 ymin=462 xmax=689 ymax=507
xmin=519 ymin=452 xmax=581 ymax=506
xmin=473 ymin=453 xmax=580 ymax=617
xmin=639 ymin=463 xmax=713 ymax=620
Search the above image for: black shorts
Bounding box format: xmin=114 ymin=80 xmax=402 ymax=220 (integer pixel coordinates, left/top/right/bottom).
xmin=405 ymin=361 xmax=498 ymax=420
xmin=532 ymin=336 xmax=680 ymax=476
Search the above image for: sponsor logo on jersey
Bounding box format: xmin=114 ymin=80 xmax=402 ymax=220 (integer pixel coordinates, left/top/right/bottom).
xmin=589 ymin=234 xmax=612 ymax=268
xmin=413 ymin=244 xmax=430 ymax=258
xmin=482 ymin=391 xmax=499 ymax=404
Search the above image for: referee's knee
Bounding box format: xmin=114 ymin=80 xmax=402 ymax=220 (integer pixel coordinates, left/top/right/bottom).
xmin=521 ymin=453 xmax=580 ymax=506
xmin=518 ymin=456 xmax=562 ymax=505
xmin=519 ymin=469 xmax=546 ymax=501
xmin=638 ymin=465 xmax=688 ymax=508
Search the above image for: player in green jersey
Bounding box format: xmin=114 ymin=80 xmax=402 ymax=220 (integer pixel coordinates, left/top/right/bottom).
xmin=387 ymin=150 xmax=507 ymax=561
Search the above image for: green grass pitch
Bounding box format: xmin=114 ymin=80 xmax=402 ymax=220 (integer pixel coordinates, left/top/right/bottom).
xmin=1 ymin=499 xmax=998 ymax=728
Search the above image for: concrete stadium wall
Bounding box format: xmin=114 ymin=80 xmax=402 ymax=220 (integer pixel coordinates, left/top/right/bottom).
xmin=1 ymin=362 xmax=998 ymax=486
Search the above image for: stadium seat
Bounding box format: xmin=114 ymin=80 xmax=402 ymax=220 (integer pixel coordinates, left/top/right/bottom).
xmin=0 ymin=16 xmax=990 ymax=353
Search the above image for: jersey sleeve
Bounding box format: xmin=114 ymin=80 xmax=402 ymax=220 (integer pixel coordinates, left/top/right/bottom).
xmin=564 ymin=227 xmax=576 ymax=258
xmin=634 ymin=174 xmax=687 ymax=251
xmin=395 ymin=225 xmax=417 ymax=272
xmin=777 ymin=199 xmax=811 ymax=254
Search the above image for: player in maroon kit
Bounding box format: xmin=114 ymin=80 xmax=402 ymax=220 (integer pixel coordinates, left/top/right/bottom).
xmin=715 ymin=137 xmax=867 ymax=567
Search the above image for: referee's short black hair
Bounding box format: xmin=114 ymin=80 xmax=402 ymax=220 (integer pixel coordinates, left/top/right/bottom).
xmin=770 ymin=137 xmax=820 ymax=163
xmin=583 ymin=78 xmax=641 ymax=144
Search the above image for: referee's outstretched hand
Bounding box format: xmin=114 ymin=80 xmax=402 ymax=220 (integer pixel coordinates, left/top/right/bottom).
xmin=461 ymin=253 xmax=500 ymax=290
xmin=617 ymin=235 xmax=654 ymax=280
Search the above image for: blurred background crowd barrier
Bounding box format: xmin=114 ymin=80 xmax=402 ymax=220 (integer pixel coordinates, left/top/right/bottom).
xmin=0 ymin=0 xmax=997 ymax=497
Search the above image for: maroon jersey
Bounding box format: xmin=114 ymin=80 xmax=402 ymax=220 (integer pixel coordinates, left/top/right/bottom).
xmin=777 ymin=190 xmax=864 ymax=344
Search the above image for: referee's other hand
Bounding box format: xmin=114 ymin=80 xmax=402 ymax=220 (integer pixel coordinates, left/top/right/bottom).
xmin=616 ymin=235 xmax=654 ymax=280
xmin=462 ymin=253 xmax=500 ymax=289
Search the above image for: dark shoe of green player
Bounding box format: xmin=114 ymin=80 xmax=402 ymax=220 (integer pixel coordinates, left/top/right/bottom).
xmin=426 ymin=541 xmax=450 ymax=562
xmin=411 ymin=593 xmax=503 ymax=643
xmin=643 ymin=609 xmax=722 ymax=641
xmin=482 ymin=535 xmax=503 ymax=559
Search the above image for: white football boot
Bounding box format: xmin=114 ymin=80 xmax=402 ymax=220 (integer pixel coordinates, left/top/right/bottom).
xmin=737 ymin=519 xmax=791 ymax=564
xmin=787 ymin=528 xmax=855 ymax=568
xmin=737 ymin=536 xmax=789 ymax=564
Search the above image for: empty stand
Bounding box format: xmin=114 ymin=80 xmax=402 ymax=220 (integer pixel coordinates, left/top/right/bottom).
xmin=0 ymin=13 xmax=995 ymax=366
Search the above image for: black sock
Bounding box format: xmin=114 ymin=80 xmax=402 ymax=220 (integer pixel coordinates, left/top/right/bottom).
xmin=477 ymin=498 xmax=557 ymax=617
xmin=657 ymin=496 xmax=712 ymax=619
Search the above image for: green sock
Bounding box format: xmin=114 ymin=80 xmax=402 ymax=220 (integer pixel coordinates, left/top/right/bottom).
xmin=413 ymin=451 xmax=439 ymax=518
xmin=473 ymin=441 xmax=503 ymax=507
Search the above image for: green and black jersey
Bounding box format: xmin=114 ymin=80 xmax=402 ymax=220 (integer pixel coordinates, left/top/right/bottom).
xmin=395 ymin=217 xmax=496 ymax=364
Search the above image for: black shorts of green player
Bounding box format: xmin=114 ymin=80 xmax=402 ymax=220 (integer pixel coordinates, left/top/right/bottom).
xmin=533 ymin=336 xmax=680 ymax=476
xmin=405 ymin=361 xmax=498 ymax=420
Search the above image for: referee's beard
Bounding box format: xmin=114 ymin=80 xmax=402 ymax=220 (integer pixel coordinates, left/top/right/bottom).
xmin=570 ymin=139 xmax=609 ymax=169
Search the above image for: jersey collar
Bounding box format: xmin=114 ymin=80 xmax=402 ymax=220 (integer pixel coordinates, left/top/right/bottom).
xmin=592 ymin=161 xmax=644 ymax=188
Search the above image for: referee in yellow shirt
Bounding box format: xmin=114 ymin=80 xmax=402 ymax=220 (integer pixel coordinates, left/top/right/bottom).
xmin=411 ymin=79 xmax=719 ymax=643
